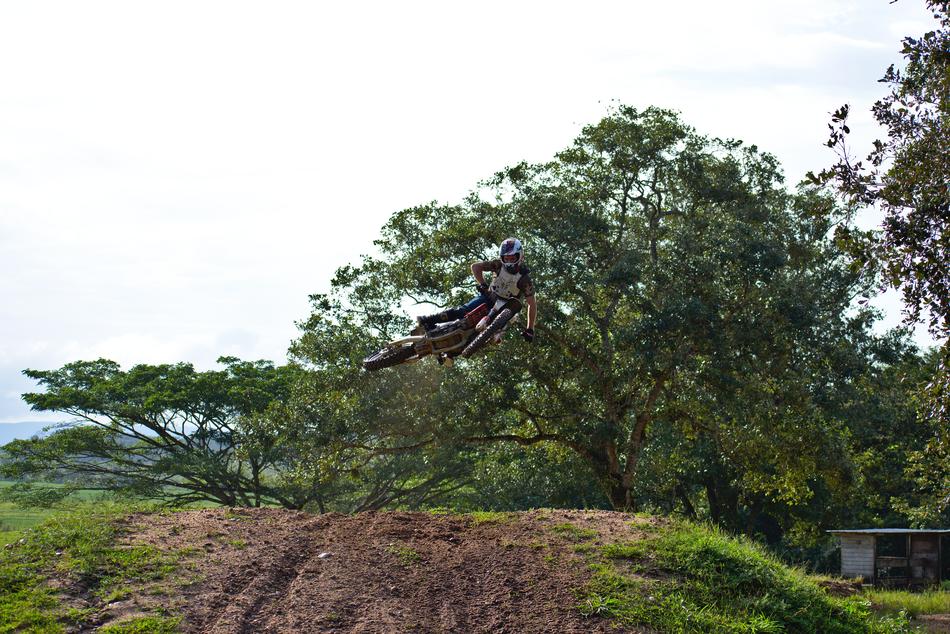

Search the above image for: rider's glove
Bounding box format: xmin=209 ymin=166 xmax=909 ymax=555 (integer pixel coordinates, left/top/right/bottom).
xmin=476 ymin=283 xmax=490 ymax=296
xmin=522 ymin=327 xmax=534 ymax=343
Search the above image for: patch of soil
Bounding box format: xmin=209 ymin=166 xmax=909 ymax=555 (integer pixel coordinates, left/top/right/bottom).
xmin=110 ymin=508 xmax=653 ymax=633
xmin=918 ymin=614 xmax=950 ymax=633
xmin=816 ymin=577 xmax=864 ymax=597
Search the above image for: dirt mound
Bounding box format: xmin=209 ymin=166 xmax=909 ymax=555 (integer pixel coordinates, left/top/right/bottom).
xmin=111 ymin=508 xmax=650 ymax=633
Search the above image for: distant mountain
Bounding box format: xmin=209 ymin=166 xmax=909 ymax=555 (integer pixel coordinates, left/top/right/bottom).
xmin=0 ymin=422 xmax=59 ymax=446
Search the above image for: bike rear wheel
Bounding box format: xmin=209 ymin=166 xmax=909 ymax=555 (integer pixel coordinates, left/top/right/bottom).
xmin=363 ymin=344 xmax=416 ymax=371
xmin=460 ymin=308 xmax=513 ymax=358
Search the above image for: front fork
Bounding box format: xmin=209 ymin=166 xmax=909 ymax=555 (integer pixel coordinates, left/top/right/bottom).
xmin=477 ymin=297 xmax=522 ymax=332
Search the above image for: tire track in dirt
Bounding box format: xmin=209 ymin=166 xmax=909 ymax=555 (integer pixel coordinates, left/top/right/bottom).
xmin=123 ymin=508 xmax=641 ymax=633
xmin=203 ymin=525 xmax=321 ymax=633
xmin=258 ymin=511 xmax=623 ymax=633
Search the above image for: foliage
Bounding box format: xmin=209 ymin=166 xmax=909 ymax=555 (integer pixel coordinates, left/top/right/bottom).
xmin=9 ymin=347 xmax=472 ymax=514
xmin=633 ymin=336 xmax=945 ymax=567
xmin=297 ymin=104 xmax=892 ymax=515
xmin=577 ymin=521 xmax=913 ymax=633
xmin=5 ymin=357 xmax=315 ymax=509
xmin=812 ymin=1 xmax=949 ymax=340
xmin=287 ymin=301 xmax=492 ymax=513
xmin=453 ymin=443 xmax=609 ymax=511
xmin=810 ymin=0 xmax=949 ymax=520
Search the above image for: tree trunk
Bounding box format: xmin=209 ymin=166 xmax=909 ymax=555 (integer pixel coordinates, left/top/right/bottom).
xmin=603 ymin=373 xmax=669 ymax=511
xmin=705 ymin=478 xmax=721 ymax=525
xmin=608 ymin=480 xmax=635 ymax=511
xmin=251 ymin=459 xmax=262 ymax=508
xmin=676 ymin=482 xmax=697 ymax=518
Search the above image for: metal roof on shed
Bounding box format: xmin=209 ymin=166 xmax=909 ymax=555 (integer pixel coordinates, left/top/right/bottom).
xmin=828 ymin=529 xmax=950 ymax=534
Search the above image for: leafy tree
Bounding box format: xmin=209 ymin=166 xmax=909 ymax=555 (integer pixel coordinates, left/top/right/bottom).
xmin=811 ymin=0 xmax=949 ymax=519
xmin=8 ymin=354 xmax=467 ymax=512
xmin=635 ymin=333 xmax=942 ymax=569
xmin=298 ymin=105 xmax=882 ymax=511
xmin=4 ymin=357 xmax=315 ymax=508
xmin=286 ymin=303 xmax=485 ymax=512
xmin=455 ymin=443 xmax=609 ymax=511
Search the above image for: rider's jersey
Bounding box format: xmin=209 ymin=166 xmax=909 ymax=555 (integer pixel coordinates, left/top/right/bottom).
xmin=480 ymin=259 xmax=535 ymax=300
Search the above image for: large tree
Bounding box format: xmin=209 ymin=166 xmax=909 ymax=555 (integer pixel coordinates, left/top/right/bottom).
xmin=812 ymin=0 xmax=949 ymax=519
xmin=4 ymin=357 xmax=316 ymax=508
xmin=298 ymin=105 xmax=881 ymax=510
xmin=5 ymin=354 xmax=470 ymax=512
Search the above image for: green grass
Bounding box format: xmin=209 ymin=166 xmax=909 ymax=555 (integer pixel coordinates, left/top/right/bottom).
xmin=0 ymin=506 xmax=54 ymax=530
xmin=0 ymin=481 xmax=118 ymax=545
xmin=551 ymin=522 xmax=598 ymax=542
xmin=385 ymin=543 xmax=421 ymax=566
xmin=0 ymin=526 xmax=29 ymax=546
xmin=575 ymin=520 xmax=914 ymax=633
xmin=0 ymin=502 xmax=184 ymax=633
xmin=467 ymin=511 xmax=512 ymax=525
xmin=865 ymin=588 xmax=950 ymax=617
xmin=0 ymin=505 xmax=56 ymax=545
xmin=98 ymin=616 xmax=181 ymax=633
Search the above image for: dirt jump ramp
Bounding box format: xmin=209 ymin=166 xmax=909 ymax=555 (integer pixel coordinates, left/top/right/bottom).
xmin=117 ymin=508 xmax=639 ymax=633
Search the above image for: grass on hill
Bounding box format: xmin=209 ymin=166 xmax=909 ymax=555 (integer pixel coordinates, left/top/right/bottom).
xmin=0 ymin=480 xmax=221 ymax=547
xmin=0 ymin=502 xmax=184 ymax=633
xmin=574 ymin=519 xmax=915 ymax=633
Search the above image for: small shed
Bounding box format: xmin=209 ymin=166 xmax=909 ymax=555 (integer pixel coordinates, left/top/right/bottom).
xmin=829 ymin=529 xmax=950 ymax=587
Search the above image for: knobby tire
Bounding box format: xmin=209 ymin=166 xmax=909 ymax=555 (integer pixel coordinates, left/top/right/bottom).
xmin=460 ymin=308 xmax=513 ymax=358
xmin=363 ymin=344 xmax=416 ymax=371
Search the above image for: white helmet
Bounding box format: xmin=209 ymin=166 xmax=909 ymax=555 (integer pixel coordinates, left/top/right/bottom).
xmin=499 ymin=238 xmax=524 ymax=273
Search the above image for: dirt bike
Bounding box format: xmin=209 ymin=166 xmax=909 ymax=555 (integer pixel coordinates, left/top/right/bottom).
xmin=362 ymin=296 xmax=523 ymax=371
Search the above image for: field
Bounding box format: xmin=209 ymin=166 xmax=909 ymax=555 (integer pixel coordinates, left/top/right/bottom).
xmin=0 ymin=481 xmax=54 ymax=543
xmin=0 ymin=506 xmax=52 ymax=544
xmin=0 ymin=481 xmax=110 ymax=544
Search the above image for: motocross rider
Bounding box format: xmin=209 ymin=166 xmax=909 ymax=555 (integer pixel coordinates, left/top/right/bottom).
xmin=416 ymin=238 xmax=537 ymax=343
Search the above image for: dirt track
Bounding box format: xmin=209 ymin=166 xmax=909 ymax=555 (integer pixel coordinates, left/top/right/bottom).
xmin=104 ymin=508 xmax=646 ymax=633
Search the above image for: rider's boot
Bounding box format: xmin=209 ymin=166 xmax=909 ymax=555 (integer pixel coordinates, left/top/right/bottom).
xmin=436 ymin=353 xmax=456 ymax=368
xmin=415 ymin=311 xmax=450 ymax=334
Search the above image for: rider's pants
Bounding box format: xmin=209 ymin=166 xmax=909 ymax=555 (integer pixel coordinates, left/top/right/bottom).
xmin=444 ymin=294 xmax=488 ymax=321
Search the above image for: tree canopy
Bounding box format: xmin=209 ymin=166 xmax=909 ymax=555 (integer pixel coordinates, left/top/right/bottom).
xmin=297 ymin=105 xmax=890 ymax=514
xmin=4 ymin=358 xmax=311 ymax=507
xmin=812 ymin=0 xmax=949 ymax=520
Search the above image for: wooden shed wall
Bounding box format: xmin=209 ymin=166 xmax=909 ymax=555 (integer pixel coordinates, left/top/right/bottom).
xmin=840 ymin=535 xmax=875 ymax=579
xmin=910 ymin=534 xmax=939 ymax=582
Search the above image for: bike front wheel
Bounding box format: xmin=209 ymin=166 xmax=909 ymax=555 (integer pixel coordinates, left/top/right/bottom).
xmin=460 ymin=308 xmax=514 ymax=359
xmin=363 ymin=344 xmax=416 ymax=371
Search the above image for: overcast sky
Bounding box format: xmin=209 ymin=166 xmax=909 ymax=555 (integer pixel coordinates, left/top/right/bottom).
xmin=0 ymin=1 xmax=939 ymax=423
